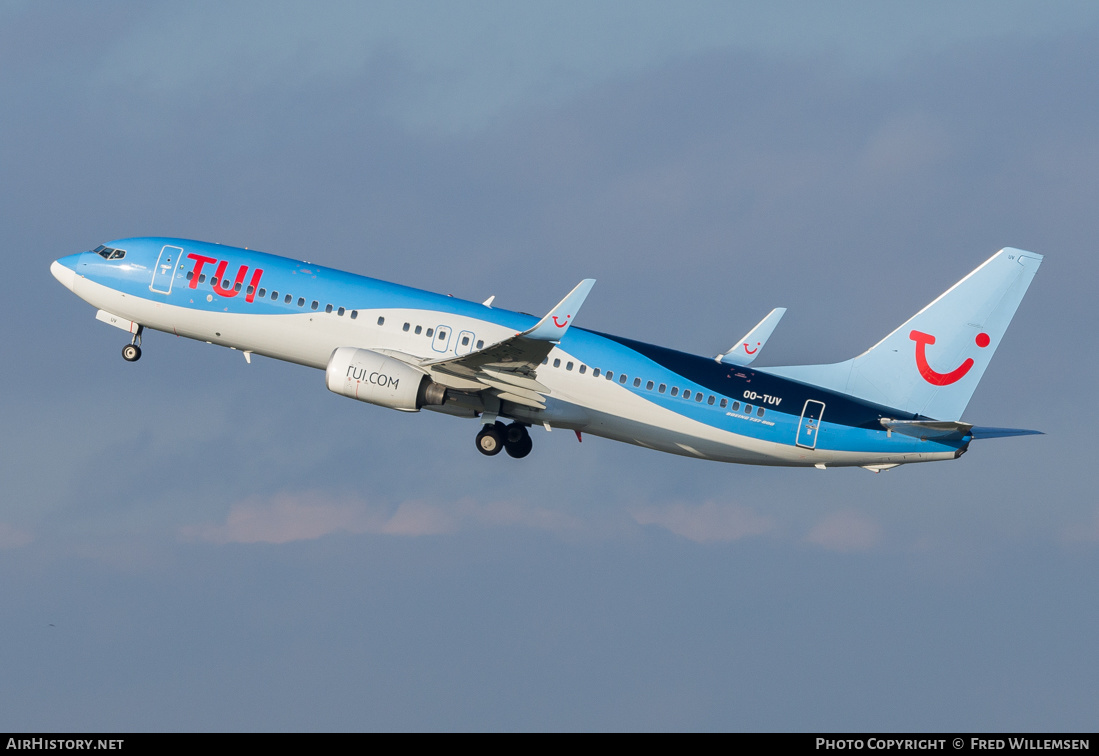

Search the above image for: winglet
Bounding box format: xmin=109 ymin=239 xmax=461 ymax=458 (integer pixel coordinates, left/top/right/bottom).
xmin=521 ymin=279 xmax=595 ymax=341
xmin=718 ymin=307 xmax=786 ymax=365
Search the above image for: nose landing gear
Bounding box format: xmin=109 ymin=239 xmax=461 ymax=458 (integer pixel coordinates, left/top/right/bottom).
xmin=475 ymin=421 xmax=533 ymax=458
xmin=121 ymin=325 xmax=144 ymax=362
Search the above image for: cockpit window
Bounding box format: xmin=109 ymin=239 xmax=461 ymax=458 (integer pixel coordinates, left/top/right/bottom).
xmin=94 ymin=245 xmax=125 ymax=260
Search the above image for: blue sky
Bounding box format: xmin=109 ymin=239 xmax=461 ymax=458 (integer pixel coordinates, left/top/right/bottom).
xmin=2 ymin=1 xmax=1098 ymax=730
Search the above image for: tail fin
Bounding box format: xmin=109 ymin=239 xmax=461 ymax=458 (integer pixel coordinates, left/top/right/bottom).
xmin=768 ymin=248 xmax=1043 ymax=419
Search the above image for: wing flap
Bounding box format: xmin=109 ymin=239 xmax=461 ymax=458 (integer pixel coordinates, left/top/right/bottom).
xmin=494 ymin=391 xmax=547 ymax=410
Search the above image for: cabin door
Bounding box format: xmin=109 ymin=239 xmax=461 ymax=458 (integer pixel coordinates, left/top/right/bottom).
xmin=796 ymin=400 xmax=826 ymax=449
xmin=149 ymin=245 xmax=182 ymax=294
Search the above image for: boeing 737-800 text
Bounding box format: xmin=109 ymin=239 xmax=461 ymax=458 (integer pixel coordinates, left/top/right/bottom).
xmin=51 ymin=239 xmax=1042 ymax=471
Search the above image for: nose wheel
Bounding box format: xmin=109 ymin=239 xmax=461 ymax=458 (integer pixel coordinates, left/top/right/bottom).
xmin=121 ymin=325 xmax=144 ymax=362
xmin=475 ymin=421 xmax=533 ymax=458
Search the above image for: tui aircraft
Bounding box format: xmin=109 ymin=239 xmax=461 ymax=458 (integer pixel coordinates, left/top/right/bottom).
xmin=51 ymin=239 xmax=1042 ymax=471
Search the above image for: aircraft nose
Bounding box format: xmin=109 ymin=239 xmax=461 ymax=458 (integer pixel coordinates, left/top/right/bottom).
xmin=50 ymin=253 xmax=83 ymax=292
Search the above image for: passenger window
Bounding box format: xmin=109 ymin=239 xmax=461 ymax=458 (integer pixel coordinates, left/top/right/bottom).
xmin=620 ymin=374 xmax=627 ymax=384
xmin=297 ymin=297 xmax=305 ymax=307
xmin=658 ymin=383 xmax=666 ymax=393
xmin=633 ymin=377 xmax=641 ymax=387
xmin=579 ymin=365 xmax=587 ymax=374
xmin=350 ymin=311 xmax=358 ymax=319
xmin=745 ymin=404 xmax=753 ymax=414
xmin=284 ymin=294 xmax=292 ymax=304
xmin=732 ymin=401 xmax=740 ymax=411
xmin=476 ymin=340 xmax=484 ymax=349
xmin=695 ymin=393 xmax=703 ymax=403
xmin=211 ymin=277 xmax=219 ymax=287
xmin=707 ymin=395 xmax=715 ymax=405
xmin=247 ymin=285 xmax=255 ymax=295
xmin=671 ymin=387 xmax=679 ymax=397
xmin=235 ymin=282 xmax=243 ymax=292
xmin=566 ymin=362 xmax=574 ymax=371
xmin=542 ymin=358 xmax=549 ymax=365
xmin=311 ymin=300 xmax=319 ymax=310
xmin=186 ymin=271 xmax=193 ymax=281
xmin=461 ymin=336 xmax=469 ymax=346
xmin=325 ymin=304 xmax=333 ymax=313
xmin=757 ymin=407 xmax=765 ymax=417
xmin=593 ymin=368 xmax=600 ymax=377
xmin=646 ymin=381 xmax=654 ymax=390
xmin=720 ymin=398 xmax=728 ymax=408
xmin=258 ymin=288 xmax=266 ymax=297
xmin=683 ymin=390 xmax=691 ymax=400
xmin=426 ymin=328 xmax=434 ymax=337
xmin=553 ymin=358 xmax=561 ymax=368
xmin=437 ymin=330 xmax=447 ymax=340
xmin=415 ymin=325 xmax=422 ymax=334
xmin=403 ymin=323 xmax=410 ymax=332
xmin=271 ymin=291 xmax=278 ymax=300
xmin=605 ymin=371 xmax=613 ymax=381
xmin=338 ymin=307 xmax=345 ymax=316
xmin=200 ymin=274 xmax=206 ymax=283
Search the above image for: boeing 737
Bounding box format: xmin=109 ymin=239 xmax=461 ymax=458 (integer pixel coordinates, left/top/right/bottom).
xmin=51 ymin=239 xmax=1042 ymax=471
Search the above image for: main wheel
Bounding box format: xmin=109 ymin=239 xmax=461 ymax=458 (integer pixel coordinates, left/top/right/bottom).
xmin=504 ymin=422 xmax=527 ymax=445
xmin=476 ymin=424 xmax=504 ymax=456
xmin=505 ymin=433 xmax=533 ymax=459
xmin=122 ymin=344 xmax=142 ymax=362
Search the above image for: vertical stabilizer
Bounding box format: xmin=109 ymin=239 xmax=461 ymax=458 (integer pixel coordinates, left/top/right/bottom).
xmin=768 ymin=248 xmax=1043 ymax=419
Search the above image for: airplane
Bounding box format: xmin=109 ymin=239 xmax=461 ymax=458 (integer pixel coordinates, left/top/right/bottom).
xmin=50 ymin=238 xmax=1043 ymax=471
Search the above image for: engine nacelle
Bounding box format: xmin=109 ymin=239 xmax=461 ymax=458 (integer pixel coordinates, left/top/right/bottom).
xmin=325 ymin=347 xmax=447 ymax=411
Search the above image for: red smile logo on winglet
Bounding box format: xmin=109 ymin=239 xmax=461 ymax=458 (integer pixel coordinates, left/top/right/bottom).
xmin=743 ymin=342 xmax=760 ymax=355
xmin=552 ymin=314 xmax=571 ymax=328
xmin=910 ymin=330 xmax=990 ymax=385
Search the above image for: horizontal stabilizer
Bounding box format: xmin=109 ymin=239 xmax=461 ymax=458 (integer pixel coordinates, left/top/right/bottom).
xmin=718 ymin=307 xmax=786 ymax=366
xmin=970 ymin=426 xmax=1044 ymax=439
xmin=881 ymin=419 xmax=1043 ymax=441
xmin=881 ymin=419 xmax=973 ymax=440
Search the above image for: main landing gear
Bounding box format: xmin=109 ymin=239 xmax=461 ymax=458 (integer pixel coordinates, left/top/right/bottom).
xmin=476 ymin=421 xmax=533 ymax=459
xmin=121 ymin=325 xmax=144 ymax=362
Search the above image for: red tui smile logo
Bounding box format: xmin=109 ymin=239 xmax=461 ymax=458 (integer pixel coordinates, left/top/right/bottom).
xmin=910 ymin=330 xmax=990 ymax=385
xmin=552 ymin=314 xmax=571 ymax=328
xmin=742 ymin=342 xmax=760 ymax=355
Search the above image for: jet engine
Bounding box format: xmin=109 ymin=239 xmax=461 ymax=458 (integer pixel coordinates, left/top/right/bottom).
xmin=325 ymin=347 xmax=447 ymax=411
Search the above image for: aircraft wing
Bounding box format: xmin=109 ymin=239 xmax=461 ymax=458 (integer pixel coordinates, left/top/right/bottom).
xmin=417 ymin=279 xmax=596 ymax=409
xmin=718 ymin=307 xmax=786 ymax=366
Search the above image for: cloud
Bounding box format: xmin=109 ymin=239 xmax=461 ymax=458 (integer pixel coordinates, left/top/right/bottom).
xmin=631 ymin=500 xmax=774 ymax=543
xmin=805 ymin=510 xmax=882 ymax=553
xmin=0 ymin=522 xmax=32 ymax=549
xmin=181 ymin=492 xmax=583 ymax=544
